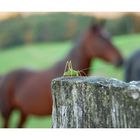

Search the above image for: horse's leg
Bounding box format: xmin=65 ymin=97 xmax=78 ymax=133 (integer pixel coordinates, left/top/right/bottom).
xmin=17 ymin=111 xmax=27 ymax=128
xmin=3 ymin=115 xmax=10 ymax=128
xmin=2 ymin=109 xmax=12 ymax=128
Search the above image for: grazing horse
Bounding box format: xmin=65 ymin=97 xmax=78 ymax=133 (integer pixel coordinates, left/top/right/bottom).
xmin=0 ymin=24 xmax=124 ymax=128
xmin=125 ymin=50 xmax=140 ymax=82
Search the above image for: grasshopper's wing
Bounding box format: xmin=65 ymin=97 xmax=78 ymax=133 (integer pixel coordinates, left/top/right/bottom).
xmin=69 ymin=61 xmax=73 ymax=76
xmin=64 ymin=61 xmax=69 ymax=74
xmin=68 ymin=60 xmax=72 ymax=70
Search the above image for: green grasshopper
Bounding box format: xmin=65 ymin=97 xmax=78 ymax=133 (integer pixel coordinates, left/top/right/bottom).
xmin=63 ymin=61 xmax=86 ymax=76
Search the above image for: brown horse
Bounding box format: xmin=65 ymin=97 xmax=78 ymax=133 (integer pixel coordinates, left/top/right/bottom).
xmin=0 ymin=76 xmax=2 ymax=85
xmin=0 ymin=24 xmax=124 ymax=128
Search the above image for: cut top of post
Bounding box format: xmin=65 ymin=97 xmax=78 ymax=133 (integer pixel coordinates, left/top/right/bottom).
xmin=51 ymin=76 xmax=140 ymax=128
xmin=52 ymin=76 xmax=140 ymax=88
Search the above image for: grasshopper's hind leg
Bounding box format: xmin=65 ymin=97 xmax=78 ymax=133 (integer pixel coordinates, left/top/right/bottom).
xmin=79 ymin=70 xmax=87 ymax=76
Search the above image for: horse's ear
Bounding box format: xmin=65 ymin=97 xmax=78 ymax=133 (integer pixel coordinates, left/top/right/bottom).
xmin=89 ymin=18 xmax=100 ymax=31
xmin=90 ymin=24 xmax=100 ymax=32
xmin=90 ymin=19 xmax=106 ymax=29
xmin=90 ymin=19 xmax=106 ymax=32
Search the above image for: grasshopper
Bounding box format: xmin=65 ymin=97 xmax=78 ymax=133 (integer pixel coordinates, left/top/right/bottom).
xmin=63 ymin=61 xmax=86 ymax=76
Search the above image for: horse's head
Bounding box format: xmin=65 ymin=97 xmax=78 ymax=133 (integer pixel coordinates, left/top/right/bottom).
xmin=84 ymin=24 xmax=124 ymax=67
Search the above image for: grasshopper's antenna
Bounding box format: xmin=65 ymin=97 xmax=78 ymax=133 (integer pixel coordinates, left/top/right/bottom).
xmin=80 ymin=67 xmax=93 ymax=71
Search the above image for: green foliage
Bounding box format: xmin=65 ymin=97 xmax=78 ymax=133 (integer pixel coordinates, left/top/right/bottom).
xmin=0 ymin=13 xmax=140 ymax=49
xmin=105 ymin=13 xmax=140 ymax=35
xmin=0 ymin=13 xmax=95 ymax=49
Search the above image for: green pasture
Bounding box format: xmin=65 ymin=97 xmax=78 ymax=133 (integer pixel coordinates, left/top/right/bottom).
xmin=0 ymin=33 xmax=140 ymax=128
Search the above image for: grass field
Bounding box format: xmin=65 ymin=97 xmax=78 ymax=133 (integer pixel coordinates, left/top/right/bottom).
xmin=0 ymin=33 xmax=140 ymax=128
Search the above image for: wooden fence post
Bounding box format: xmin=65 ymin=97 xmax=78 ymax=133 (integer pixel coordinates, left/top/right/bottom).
xmin=51 ymin=76 xmax=140 ymax=128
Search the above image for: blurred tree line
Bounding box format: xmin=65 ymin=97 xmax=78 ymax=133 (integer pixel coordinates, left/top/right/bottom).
xmin=105 ymin=13 xmax=137 ymax=35
xmin=0 ymin=13 xmax=140 ymax=49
